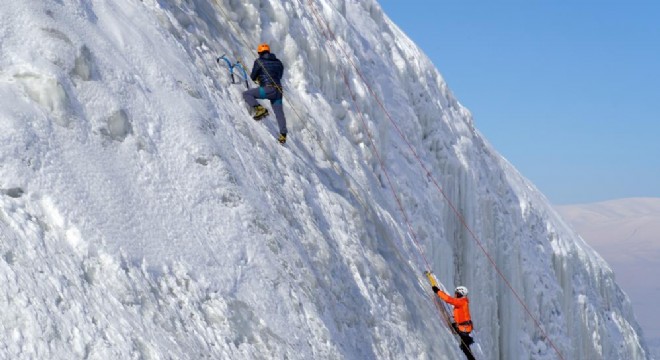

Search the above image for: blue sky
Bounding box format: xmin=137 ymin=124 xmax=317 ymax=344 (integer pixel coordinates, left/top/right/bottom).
xmin=379 ymin=1 xmax=660 ymax=205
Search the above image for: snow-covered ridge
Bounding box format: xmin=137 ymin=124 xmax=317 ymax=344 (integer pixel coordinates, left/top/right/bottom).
xmin=557 ymin=198 xmax=660 ymax=359
xmin=0 ymin=0 xmax=649 ymax=359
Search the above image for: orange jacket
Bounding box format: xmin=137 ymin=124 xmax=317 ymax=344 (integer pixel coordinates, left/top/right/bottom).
xmin=436 ymin=289 xmax=473 ymax=333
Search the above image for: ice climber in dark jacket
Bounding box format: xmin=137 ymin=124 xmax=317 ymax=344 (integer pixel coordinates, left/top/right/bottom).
xmin=242 ymin=43 xmax=288 ymax=144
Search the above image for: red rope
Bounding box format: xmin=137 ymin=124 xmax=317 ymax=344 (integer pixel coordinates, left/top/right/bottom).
xmin=305 ymin=1 xmax=565 ymax=359
xmin=304 ymin=1 xmax=481 ymax=355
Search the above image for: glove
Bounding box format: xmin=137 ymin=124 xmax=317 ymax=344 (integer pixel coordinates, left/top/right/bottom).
xmin=432 ymin=286 xmax=440 ymax=293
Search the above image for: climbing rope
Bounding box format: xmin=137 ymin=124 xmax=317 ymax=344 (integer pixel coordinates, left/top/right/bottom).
xmin=201 ymin=1 xmax=563 ymax=358
xmin=303 ymin=1 xmax=565 ymax=359
xmin=208 ymin=0 xmax=464 ymax=332
xmin=207 ymin=0 xmax=427 ymax=282
xmin=209 ymin=0 xmax=476 ymax=350
xmin=328 ymin=20 xmax=477 ymax=355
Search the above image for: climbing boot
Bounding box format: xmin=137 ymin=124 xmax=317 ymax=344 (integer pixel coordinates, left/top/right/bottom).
xmin=252 ymin=105 xmax=269 ymax=120
xmin=278 ymin=133 xmax=287 ymax=144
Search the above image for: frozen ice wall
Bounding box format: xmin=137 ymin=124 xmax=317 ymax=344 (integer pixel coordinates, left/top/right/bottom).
xmin=0 ymin=0 xmax=650 ymax=359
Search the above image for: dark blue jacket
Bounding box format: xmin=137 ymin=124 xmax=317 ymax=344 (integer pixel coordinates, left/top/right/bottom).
xmin=250 ymin=53 xmax=284 ymax=88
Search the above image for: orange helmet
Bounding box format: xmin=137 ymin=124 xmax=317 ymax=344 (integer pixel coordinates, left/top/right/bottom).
xmin=257 ymin=43 xmax=270 ymax=53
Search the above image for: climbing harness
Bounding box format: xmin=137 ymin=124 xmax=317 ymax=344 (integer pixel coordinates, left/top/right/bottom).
xmin=426 ymin=271 xmax=478 ymax=358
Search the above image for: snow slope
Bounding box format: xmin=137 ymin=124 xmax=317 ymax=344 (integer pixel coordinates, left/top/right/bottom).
xmin=557 ymin=198 xmax=660 ymax=359
xmin=0 ymin=0 xmax=650 ymax=359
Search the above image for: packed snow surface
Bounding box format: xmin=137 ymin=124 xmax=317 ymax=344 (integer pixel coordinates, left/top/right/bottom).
xmin=0 ymin=0 xmax=650 ymax=359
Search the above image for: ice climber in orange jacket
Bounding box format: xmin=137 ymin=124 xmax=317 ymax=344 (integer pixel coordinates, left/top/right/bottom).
xmin=432 ymin=284 xmax=476 ymax=360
